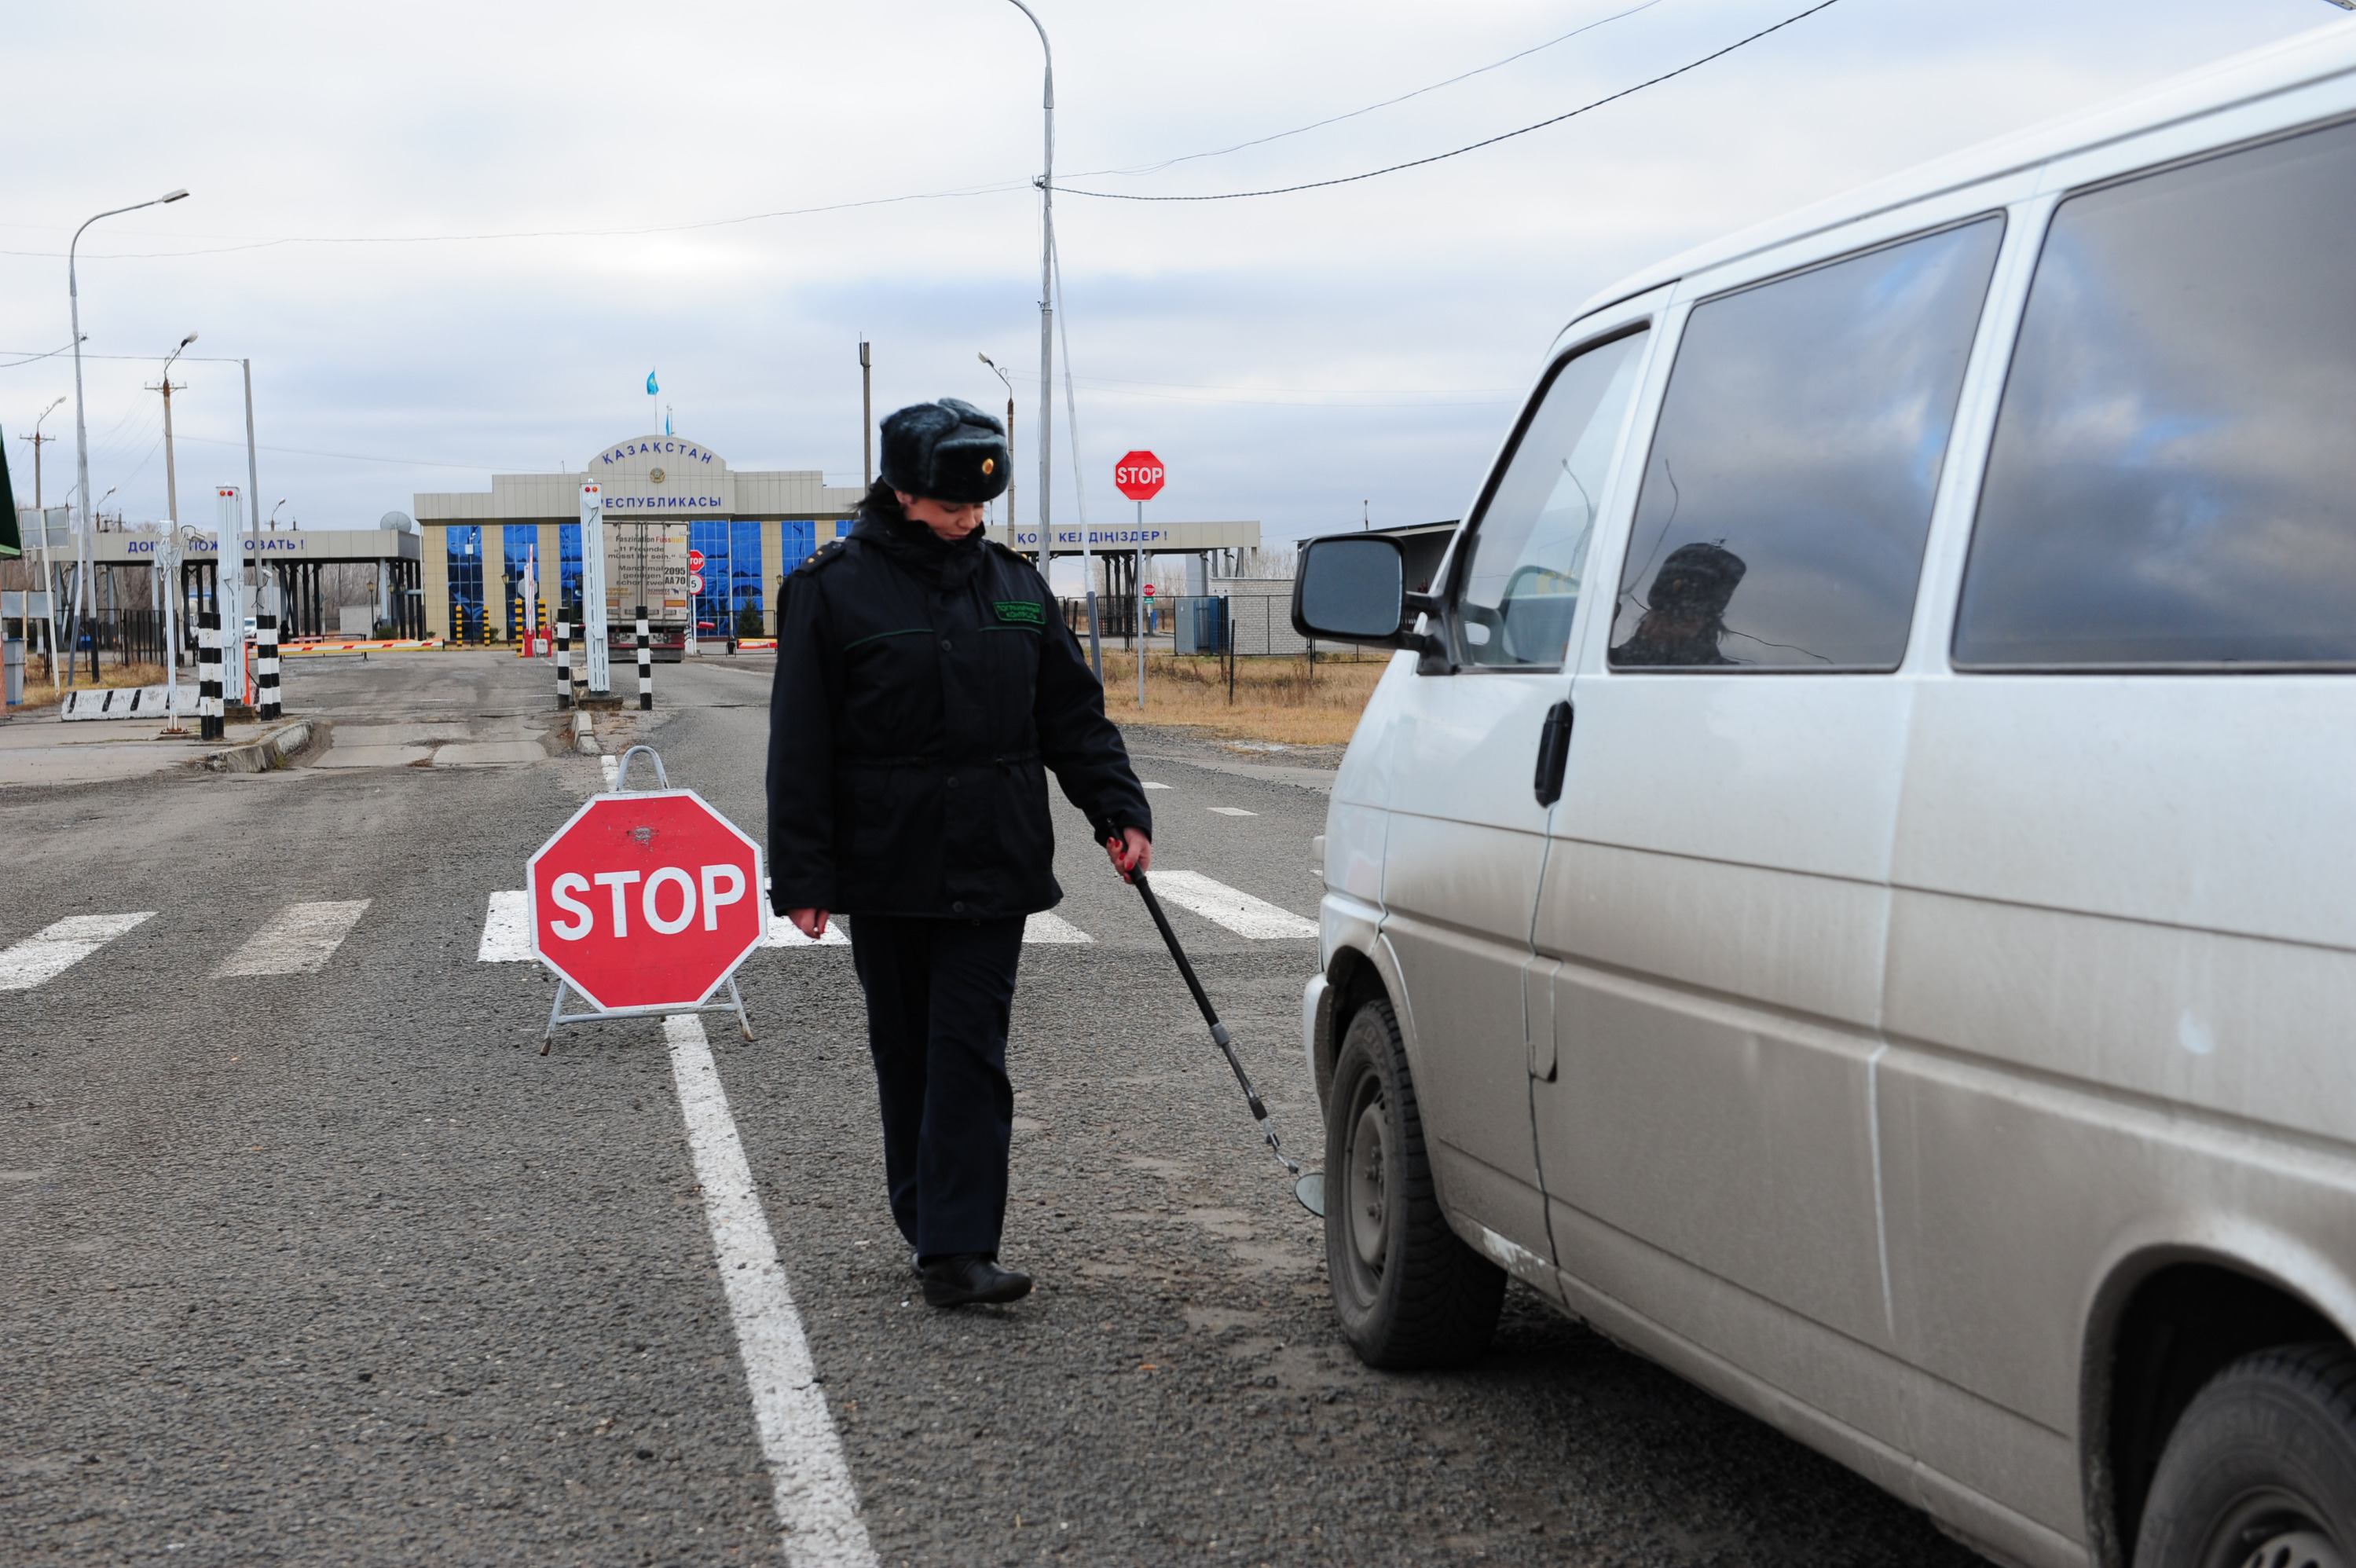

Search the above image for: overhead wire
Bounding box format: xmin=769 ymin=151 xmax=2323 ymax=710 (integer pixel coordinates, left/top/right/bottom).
xmin=1058 ymin=0 xmax=1845 ymax=201
xmin=1064 ymin=0 xmax=1663 ymax=181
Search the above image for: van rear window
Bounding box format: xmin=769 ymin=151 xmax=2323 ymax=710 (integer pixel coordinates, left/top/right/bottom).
xmin=1955 ymin=119 xmax=2356 ymax=669
xmin=1611 ymin=217 xmax=2001 ymax=671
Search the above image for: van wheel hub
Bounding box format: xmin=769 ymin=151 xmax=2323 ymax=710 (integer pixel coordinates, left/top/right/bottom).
xmin=1348 ymin=1097 xmax=1389 ymax=1272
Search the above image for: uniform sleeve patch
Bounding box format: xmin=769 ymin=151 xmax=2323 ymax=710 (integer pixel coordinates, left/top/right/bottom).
xmin=995 ymin=599 xmax=1046 ymax=626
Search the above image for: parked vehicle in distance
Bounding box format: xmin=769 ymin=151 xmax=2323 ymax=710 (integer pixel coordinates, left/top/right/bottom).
xmin=1293 ymin=21 xmax=2356 ymax=1568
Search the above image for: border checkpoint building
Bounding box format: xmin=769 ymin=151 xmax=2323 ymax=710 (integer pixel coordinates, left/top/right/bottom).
xmin=413 ymin=434 xmax=866 ymax=643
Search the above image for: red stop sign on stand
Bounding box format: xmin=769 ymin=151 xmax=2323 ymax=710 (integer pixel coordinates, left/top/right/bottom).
xmin=1113 ymin=451 xmax=1166 ymax=501
xmin=528 ymin=789 xmax=765 ymax=1012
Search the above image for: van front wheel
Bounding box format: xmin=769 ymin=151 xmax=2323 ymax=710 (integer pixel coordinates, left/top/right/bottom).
xmin=1324 ymin=998 xmax=1505 ymax=1368
xmin=2135 ymin=1343 xmax=2356 ymax=1568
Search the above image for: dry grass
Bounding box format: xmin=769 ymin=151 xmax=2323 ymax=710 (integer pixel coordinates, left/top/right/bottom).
xmin=1094 ymin=650 xmax=1389 ymax=746
xmin=9 ymin=660 xmax=172 ymax=713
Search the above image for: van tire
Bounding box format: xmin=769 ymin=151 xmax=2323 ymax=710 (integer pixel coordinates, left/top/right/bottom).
xmin=2134 ymin=1342 xmax=2356 ymax=1568
xmin=1324 ymin=998 xmax=1506 ymax=1369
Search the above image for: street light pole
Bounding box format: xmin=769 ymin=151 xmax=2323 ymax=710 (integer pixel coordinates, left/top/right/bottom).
xmin=68 ymin=188 xmax=189 ymax=687
xmin=1000 ymin=0 xmax=1101 ymax=679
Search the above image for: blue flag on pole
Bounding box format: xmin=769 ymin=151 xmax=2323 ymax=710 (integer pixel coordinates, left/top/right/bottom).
xmin=646 ymin=369 xmax=658 ymax=396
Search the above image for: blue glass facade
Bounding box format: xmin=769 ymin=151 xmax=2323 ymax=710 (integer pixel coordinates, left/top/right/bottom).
xmin=502 ymin=524 xmax=540 ymax=638
xmin=690 ymin=519 xmax=731 ymax=636
xmin=559 ymin=523 xmax=581 ymax=610
xmin=447 ymin=526 xmax=483 ymax=639
xmin=731 ymin=519 xmax=764 ymax=634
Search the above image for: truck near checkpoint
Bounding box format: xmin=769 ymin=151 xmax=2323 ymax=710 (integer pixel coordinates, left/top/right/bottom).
xmin=599 ymin=520 xmax=691 ymax=661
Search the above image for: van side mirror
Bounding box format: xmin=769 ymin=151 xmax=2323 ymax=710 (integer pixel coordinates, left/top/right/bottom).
xmin=1291 ymin=534 xmax=1441 ymax=652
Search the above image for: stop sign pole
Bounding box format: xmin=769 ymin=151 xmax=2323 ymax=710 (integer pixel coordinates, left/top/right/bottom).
xmin=1113 ymin=452 xmax=1166 ymax=709
xmin=529 ymin=745 xmax=763 ymax=1051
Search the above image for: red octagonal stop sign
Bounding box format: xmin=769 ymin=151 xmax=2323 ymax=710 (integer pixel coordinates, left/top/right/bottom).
xmin=528 ymin=789 xmax=764 ymax=1012
xmin=1113 ymin=450 xmax=1165 ymax=501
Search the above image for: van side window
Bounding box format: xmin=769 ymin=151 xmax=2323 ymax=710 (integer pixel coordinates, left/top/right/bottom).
xmin=1451 ymin=329 xmax=1647 ymax=669
xmin=1955 ymin=120 xmax=2356 ymax=669
xmin=1610 ymin=217 xmax=2002 ymax=671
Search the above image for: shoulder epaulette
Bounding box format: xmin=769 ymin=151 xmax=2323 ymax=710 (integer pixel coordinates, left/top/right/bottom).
xmin=793 ymin=538 xmax=852 ymax=577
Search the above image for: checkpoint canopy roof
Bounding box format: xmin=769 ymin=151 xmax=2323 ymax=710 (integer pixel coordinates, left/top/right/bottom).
xmin=987 ymin=521 xmax=1259 ymax=557
xmin=79 ymin=526 xmax=421 ymax=566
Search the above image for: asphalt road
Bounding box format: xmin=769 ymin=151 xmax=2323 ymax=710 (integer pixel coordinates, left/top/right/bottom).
xmin=0 ymin=650 xmax=1980 ymax=1566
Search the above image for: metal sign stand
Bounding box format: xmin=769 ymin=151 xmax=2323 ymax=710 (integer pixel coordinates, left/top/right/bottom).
xmin=540 ymin=745 xmax=754 ymax=1053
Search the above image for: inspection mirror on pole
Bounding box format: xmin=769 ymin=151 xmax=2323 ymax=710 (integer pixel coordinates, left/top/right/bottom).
xmin=579 ymin=482 xmax=610 ymax=694
xmin=526 ymin=746 xmax=761 ymax=1052
xmin=215 ymin=485 xmax=245 ymax=704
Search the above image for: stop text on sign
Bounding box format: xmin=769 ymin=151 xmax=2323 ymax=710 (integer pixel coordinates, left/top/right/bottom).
xmin=1113 ymin=450 xmax=1166 ymax=501
xmin=547 ymin=863 xmax=746 ymax=939
xmin=527 ymin=789 xmax=766 ymax=1013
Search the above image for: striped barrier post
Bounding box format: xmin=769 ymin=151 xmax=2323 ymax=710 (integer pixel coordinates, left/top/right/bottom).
xmin=555 ymin=606 xmax=573 ymax=709
xmin=636 ymin=606 xmax=652 ymax=710
xmin=197 ymin=611 xmax=222 ymax=742
xmin=256 ymin=614 xmax=280 ymax=720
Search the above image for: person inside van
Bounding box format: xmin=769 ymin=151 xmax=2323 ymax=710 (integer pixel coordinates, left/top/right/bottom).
xmin=1612 ymin=540 xmax=1747 ymax=665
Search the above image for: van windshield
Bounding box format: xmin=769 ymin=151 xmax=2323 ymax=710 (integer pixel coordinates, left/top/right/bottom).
xmin=1453 ymin=330 xmax=1648 ymax=669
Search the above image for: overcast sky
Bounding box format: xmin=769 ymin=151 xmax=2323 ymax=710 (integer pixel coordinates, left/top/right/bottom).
xmin=2 ymin=0 xmax=2343 ymax=556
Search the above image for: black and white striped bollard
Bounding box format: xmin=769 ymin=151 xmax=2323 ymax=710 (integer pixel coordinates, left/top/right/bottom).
xmin=197 ymin=611 xmax=222 ymax=742
xmin=256 ymin=614 xmax=280 ymax=721
xmin=555 ymin=608 xmax=572 ymax=710
xmin=635 ymin=605 xmax=652 ymax=711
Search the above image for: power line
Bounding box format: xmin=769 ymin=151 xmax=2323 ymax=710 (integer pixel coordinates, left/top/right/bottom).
xmin=1060 ymin=0 xmax=1845 ymax=202
xmin=1066 ymin=0 xmax=1663 ymax=181
xmin=0 ymin=181 xmax=1031 ymax=262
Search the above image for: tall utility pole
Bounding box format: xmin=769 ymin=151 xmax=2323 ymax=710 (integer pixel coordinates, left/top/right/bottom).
xmin=859 ymin=339 xmax=873 ymax=489
xmin=18 ymin=397 xmax=64 ymax=510
xmin=20 ymin=397 xmax=65 ymax=689
xmin=150 ymin=334 xmax=197 ymax=535
xmin=979 ymin=353 xmax=1014 ymax=552
xmin=68 ymin=187 xmax=190 ymax=687
xmin=1001 ymin=1 xmax=1093 ymax=675
xmin=243 ymin=360 xmax=262 ymax=627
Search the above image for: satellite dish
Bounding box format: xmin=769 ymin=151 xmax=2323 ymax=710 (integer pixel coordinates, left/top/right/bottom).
xmin=379 ymin=511 xmax=416 ymax=533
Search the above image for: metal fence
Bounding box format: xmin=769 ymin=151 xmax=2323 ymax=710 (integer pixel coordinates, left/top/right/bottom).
xmin=1057 ymin=591 xmax=1322 ymax=658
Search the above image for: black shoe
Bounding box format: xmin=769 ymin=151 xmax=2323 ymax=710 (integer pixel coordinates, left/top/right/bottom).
xmin=919 ymin=1254 xmax=1032 ymax=1307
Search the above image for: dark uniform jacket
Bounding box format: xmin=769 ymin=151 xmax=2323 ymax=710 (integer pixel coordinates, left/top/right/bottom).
xmin=766 ymin=489 xmax=1152 ymax=920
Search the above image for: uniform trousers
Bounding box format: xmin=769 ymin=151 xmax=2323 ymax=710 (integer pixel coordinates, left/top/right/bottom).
xmin=848 ymin=913 xmax=1026 ymax=1261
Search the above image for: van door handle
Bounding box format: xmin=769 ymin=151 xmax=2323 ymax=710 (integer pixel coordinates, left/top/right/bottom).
xmin=1533 ymin=700 xmax=1574 ymax=807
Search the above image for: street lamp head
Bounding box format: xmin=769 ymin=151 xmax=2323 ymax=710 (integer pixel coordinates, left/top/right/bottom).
xmin=178 ymin=332 xmax=198 ymax=348
xmin=161 ymin=189 xmax=189 ymax=203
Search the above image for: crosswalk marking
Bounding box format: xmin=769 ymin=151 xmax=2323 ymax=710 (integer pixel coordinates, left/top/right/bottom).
xmin=0 ymin=912 xmax=156 ymax=991
xmin=1207 ymin=807 xmax=1257 ymax=817
xmin=214 ymin=900 xmax=372 ymax=977
xmin=1149 ymin=870 xmax=1318 ymax=939
xmin=478 ymin=890 xmax=533 ymax=962
xmin=764 ymin=911 xmax=851 ymax=948
xmin=1022 ymin=911 xmax=1093 ymax=944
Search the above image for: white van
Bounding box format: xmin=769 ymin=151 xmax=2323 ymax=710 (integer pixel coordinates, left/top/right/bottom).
xmin=1290 ymin=21 xmax=2356 ymax=1568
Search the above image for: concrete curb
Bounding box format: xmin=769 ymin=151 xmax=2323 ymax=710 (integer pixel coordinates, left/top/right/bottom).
xmin=198 ymin=717 xmax=332 ymax=775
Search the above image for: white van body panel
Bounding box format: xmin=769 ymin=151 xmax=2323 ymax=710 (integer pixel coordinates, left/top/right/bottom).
xmin=1307 ymin=21 xmax=2356 ymax=1567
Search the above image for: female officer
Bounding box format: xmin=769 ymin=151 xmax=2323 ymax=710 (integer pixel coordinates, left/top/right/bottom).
xmin=767 ymin=398 xmax=1152 ymax=1307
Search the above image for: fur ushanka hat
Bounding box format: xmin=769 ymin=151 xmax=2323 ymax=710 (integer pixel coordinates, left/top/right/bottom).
xmin=878 ymin=398 xmax=1011 ymax=504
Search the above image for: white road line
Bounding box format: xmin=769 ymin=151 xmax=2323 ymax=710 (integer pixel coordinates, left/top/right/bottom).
xmin=1207 ymin=807 xmax=1257 ymax=817
xmin=478 ymin=891 xmax=533 ymax=962
xmin=213 ymin=900 xmax=372 ymax=976
xmin=764 ymin=912 xmax=851 ymax=948
xmin=599 ymin=754 xmax=621 ymax=788
xmin=1022 ymin=911 xmax=1093 ymax=944
xmin=1149 ymin=870 xmax=1319 ymax=939
xmin=665 ymin=1013 xmax=878 ymax=1568
xmin=0 ymin=912 xmax=156 ymax=991
xmin=1143 ymin=781 xmax=1172 ymax=790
